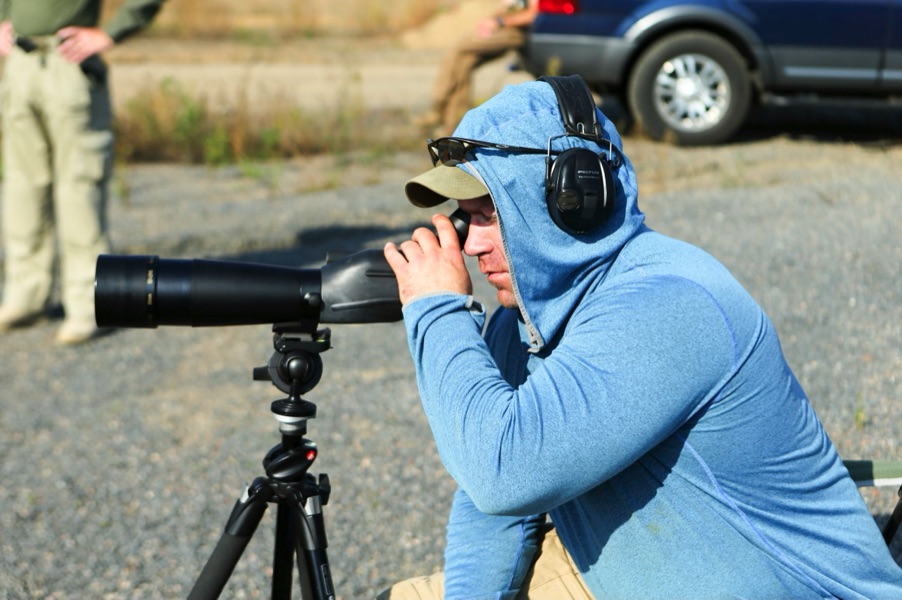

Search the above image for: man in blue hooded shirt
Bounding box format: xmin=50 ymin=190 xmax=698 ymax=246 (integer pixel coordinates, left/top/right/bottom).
xmin=381 ymin=76 xmax=902 ymax=599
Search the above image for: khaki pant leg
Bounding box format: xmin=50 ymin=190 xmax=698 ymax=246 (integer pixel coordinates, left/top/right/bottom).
xmin=376 ymin=572 xmax=445 ymax=600
xmin=43 ymin=51 xmax=113 ymax=322
xmin=377 ymin=526 xmax=593 ymax=600
xmin=1 ymin=49 xmax=56 ymax=312
xmin=519 ymin=528 xmax=593 ymax=599
xmin=433 ymin=27 xmax=527 ymax=133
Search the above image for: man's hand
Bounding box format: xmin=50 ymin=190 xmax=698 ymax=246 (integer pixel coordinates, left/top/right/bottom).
xmin=476 ymin=17 xmax=500 ymax=38
xmin=0 ymin=21 xmax=13 ymax=57
xmin=384 ymin=214 xmax=473 ymax=306
xmin=56 ymin=26 xmax=114 ymax=64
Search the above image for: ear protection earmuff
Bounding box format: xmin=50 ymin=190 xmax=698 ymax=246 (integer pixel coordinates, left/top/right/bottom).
xmin=538 ymin=75 xmax=620 ymax=235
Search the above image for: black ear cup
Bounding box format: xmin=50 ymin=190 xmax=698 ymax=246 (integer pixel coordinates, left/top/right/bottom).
xmin=538 ymin=75 xmax=619 ymax=235
xmin=545 ymin=148 xmax=615 ymax=234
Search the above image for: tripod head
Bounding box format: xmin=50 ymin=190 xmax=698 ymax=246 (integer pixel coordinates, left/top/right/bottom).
xmin=250 ymin=320 xmax=333 ymax=486
xmin=254 ymin=320 xmax=331 ymax=436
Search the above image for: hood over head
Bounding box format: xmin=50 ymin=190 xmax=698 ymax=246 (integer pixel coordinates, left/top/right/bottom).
xmin=405 ymin=79 xmax=645 ymax=351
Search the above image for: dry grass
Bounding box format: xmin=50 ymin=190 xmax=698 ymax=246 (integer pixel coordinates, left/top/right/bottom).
xmin=96 ymin=0 xmax=453 ymax=164
xmin=113 ymin=77 xmax=422 ymax=164
xmin=103 ymin=0 xmax=451 ymax=38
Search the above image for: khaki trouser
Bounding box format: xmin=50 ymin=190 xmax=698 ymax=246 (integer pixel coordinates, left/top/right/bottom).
xmin=1 ymin=40 xmax=112 ymax=323
xmin=431 ymin=26 xmax=527 ymax=135
xmin=377 ymin=527 xmax=593 ymax=599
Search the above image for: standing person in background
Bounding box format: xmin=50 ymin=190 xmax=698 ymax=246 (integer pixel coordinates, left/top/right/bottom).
xmin=416 ymin=0 xmax=539 ymax=137
xmin=0 ymin=0 xmax=165 ymax=344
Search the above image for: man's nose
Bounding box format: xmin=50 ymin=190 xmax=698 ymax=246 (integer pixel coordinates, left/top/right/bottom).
xmin=463 ymin=224 xmax=492 ymax=256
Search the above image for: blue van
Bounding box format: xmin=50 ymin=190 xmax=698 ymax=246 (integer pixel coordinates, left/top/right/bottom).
xmin=522 ymin=0 xmax=902 ymax=144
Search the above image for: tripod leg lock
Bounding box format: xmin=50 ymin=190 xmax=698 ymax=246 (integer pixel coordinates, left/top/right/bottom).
xmin=318 ymin=474 xmax=331 ymax=505
xmin=225 ymin=478 xmax=273 ymax=537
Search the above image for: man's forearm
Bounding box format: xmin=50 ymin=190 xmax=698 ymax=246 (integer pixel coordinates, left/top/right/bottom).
xmin=496 ymin=8 xmax=538 ymax=29
xmin=102 ymin=0 xmax=165 ymax=43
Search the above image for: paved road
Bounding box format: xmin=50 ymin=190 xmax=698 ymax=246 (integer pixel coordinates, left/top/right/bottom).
xmin=0 ymin=127 xmax=900 ymax=597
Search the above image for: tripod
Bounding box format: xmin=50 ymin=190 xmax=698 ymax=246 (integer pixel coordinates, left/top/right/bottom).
xmin=188 ymin=321 xmax=336 ymax=600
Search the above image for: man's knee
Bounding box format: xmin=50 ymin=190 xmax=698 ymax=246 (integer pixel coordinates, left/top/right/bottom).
xmin=378 ymin=528 xmax=593 ymax=600
xmin=521 ymin=529 xmax=593 ymax=599
xmin=377 ymin=571 xmax=445 ymax=600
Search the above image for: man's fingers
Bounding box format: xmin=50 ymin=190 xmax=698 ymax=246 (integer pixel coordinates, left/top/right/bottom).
xmin=409 ymin=226 xmax=441 ymax=251
xmin=383 ymin=242 xmax=407 ymax=271
xmin=384 ymin=215 xmax=465 ymax=274
xmin=398 ymin=239 xmax=424 ymax=259
xmin=384 ymin=225 xmax=442 ymax=270
xmin=432 ymin=214 xmax=462 ymax=251
xmin=384 ymin=218 xmax=473 ymax=305
xmin=56 ymin=31 xmax=84 ymax=62
xmin=54 ymin=27 xmax=114 ymax=64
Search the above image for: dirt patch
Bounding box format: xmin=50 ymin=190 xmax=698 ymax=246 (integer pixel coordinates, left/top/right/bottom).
xmin=100 ymin=0 xmax=523 ymax=116
xmin=105 ymin=0 xmax=464 ymax=38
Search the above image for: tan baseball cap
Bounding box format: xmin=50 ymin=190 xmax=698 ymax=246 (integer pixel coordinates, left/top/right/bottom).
xmin=404 ymin=164 xmax=488 ymax=208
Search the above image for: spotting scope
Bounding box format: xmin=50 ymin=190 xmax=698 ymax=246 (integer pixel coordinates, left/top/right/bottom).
xmin=95 ymin=210 xmax=469 ymax=328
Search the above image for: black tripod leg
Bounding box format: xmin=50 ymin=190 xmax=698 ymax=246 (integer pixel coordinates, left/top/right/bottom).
xmin=883 ymin=486 xmax=902 ymax=545
xmin=294 ymin=493 xmax=335 ymax=600
xmin=188 ymin=479 xmax=272 ymax=600
xmin=272 ymin=502 xmax=297 ymax=599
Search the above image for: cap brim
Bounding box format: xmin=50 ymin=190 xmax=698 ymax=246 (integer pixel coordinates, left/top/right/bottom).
xmin=404 ymin=164 xmax=488 ymax=208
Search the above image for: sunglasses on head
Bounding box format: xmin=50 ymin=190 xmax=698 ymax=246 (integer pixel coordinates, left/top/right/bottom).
xmin=427 ymin=137 xmax=550 ymax=167
xmin=427 ymin=135 xmax=622 ymax=168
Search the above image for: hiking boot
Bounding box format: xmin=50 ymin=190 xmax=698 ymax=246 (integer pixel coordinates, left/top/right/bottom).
xmin=0 ymin=305 xmax=45 ymax=332
xmin=55 ymin=318 xmax=110 ymax=345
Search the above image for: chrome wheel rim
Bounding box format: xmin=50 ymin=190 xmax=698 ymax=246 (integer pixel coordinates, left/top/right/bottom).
xmin=653 ymin=53 xmax=731 ymax=132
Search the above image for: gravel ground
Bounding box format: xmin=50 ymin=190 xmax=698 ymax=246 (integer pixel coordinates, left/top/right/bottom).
xmin=1 ymin=115 xmax=901 ymax=598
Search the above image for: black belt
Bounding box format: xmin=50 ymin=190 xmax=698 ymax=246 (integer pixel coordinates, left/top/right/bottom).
xmin=15 ymin=36 xmax=106 ymax=84
xmin=15 ymin=37 xmax=40 ymax=52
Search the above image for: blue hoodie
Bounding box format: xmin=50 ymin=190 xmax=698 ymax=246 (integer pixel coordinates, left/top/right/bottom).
xmin=400 ymin=80 xmax=902 ymax=599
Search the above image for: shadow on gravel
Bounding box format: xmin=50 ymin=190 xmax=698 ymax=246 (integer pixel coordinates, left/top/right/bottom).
xmin=598 ymin=94 xmax=902 ymax=147
xmin=739 ymin=103 xmax=902 ymax=145
xmin=220 ymin=222 xmax=421 ymax=267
